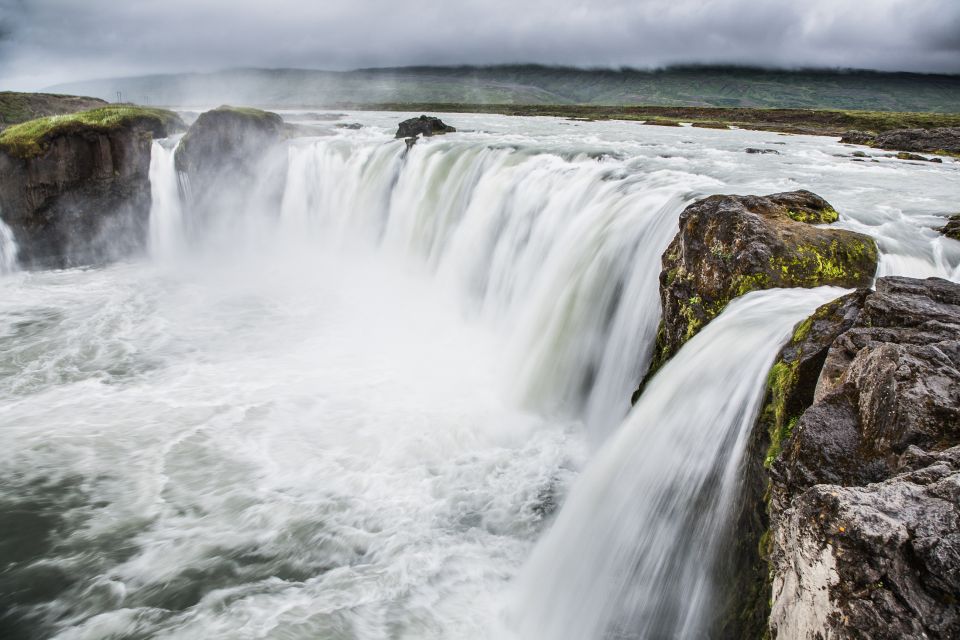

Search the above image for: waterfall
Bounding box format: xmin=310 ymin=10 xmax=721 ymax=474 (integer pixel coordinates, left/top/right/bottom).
xmin=278 ymin=137 xmax=721 ymax=438
xmin=511 ymin=286 xmax=845 ymax=640
xmin=0 ymin=213 xmax=18 ymax=274
xmin=148 ymin=137 xmax=185 ymax=259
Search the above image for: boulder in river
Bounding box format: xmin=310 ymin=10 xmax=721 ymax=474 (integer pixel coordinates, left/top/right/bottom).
xmin=0 ymin=105 xmax=183 ymax=268
xmin=175 ymin=106 xmax=287 ymax=226
xmin=741 ymin=276 xmax=960 ymax=640
xmin=395 ymin=115 xmax=456 ymax=140
xmin=644 ymin=190 xmax=878 ymax=383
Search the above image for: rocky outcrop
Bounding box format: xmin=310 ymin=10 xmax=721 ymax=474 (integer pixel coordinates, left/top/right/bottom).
xmin=743 ymin=276 xmax=960 ymax=639
xmin=175 ymin=106 xmax=286 ymax=227
xmin=395 ymin=115 xmax=456 ymax=140
xmin=0 ymin=106 xmax=183 ymax=268
xmin=646 ymin=190 xmax=878 ymax=381
xmin=841 ymin=127 xmax=960 ymax=156
xmin=941 ymin=214 xmax=960 ymax=241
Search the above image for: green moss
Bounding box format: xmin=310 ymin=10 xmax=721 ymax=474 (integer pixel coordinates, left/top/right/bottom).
xmin=733 ymin=272 xmax=771 ymax=298
xmin=770 ymin=237 xmax=877 ymax=288
xmin=785 ymin=206 xmax=839 ymax=224
xmin=763 ymin=362 xmax=801 ymax=468
xmin=792 ymin=316 xmax=814 ymax=343
xmin=0 ymin=105 xmax=180 ymax=159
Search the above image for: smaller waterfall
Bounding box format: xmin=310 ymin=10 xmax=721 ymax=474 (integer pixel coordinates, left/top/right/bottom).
xmin=511 ymin=286 xmax=845 ymax=640
xmin=148 ymin=137 xmax=185 ymax=259
xmin=0 ymin=214 xmax=18 ymax=274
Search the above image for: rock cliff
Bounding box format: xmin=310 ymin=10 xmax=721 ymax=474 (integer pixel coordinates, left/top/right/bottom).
xmin=0 ymin=106 xmax=183 ymax=268
xmin=740 ymin=276 xmax=960 ymax=639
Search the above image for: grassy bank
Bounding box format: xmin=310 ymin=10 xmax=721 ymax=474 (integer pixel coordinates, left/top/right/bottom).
xmin=0 ymin=105 xmax=183 ymax=158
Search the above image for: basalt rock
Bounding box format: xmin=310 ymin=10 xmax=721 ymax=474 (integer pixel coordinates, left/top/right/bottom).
xmin=744 ymin=276 xmax=960 ymax=639
xmin=643 ymin=190 xmax=877 ymax=385
xmin=941 ymin=214 xmax=960 ymax=241
xmin=0 ymin=106 xmax=183 ymax=268
xmin=395 ymin=115 xmax=456 ymax=140
xmin=175 ymin=106 xmax=286 ymax=228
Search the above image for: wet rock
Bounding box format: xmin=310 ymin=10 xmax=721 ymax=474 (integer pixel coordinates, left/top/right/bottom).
xmin=757 ymin=276 xmax=960 ymax=639
xmin=851 ymin=151 xmax=868 ymax=158
xmin=645 ymin=190 xmax=877 ymax=379
xmin=395 ymin=115 xmax=456 ymax=140
xmin=175 ymin=106 xmax=286 ymax=226
xmin=336 ymin=122 xmax=364 ymax=130
xmin=897 ymin=151 xmax=942 ymax=163
xmin=643 ymin=119 xmax=681 ymax=127
xmin=691 ymin=121 xmax=730 ymax=129
xmin=0 ymin=106 xmax=183 ymax=268
xmin=876 ymin=127 xmax=960 ymax=155
xmin=839 ymin=130 xmax=875 ymax=145
xmin=940 ymin=214 xmax=960 ymax=241
xmin=841 ymin=127 xmax=960 ymax=156
xmin=745 ymin=147 xmax=780 ymax=154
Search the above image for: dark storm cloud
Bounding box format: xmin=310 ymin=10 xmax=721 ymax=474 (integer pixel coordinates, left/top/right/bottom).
xmin=1 ymin=0 xmax=958 ymax=90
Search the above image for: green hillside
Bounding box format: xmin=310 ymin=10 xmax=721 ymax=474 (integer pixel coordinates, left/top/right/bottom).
xmin=44 ymin=65 xmax=960 ymax=113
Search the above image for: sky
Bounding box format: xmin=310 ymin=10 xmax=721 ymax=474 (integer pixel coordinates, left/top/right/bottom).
xmin=1 ymin=0 xmax=959 ymax=90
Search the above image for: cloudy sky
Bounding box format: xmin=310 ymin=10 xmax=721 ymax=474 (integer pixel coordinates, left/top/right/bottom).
xmin=1 ymin=0 xmax=959 ymax=90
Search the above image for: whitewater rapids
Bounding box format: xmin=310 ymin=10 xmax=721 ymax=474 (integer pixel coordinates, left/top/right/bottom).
xmin=0 ymin=111 xmax=958 ymax=639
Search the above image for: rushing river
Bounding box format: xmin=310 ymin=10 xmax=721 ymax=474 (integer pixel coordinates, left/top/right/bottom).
xmin=1 ymin=112 xmax=958 ymax=639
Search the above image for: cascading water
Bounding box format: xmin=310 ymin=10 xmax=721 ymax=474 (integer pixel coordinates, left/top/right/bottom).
xmin=1 ymin=112 xmax=958 ymax=639
xmin=278 ymin=137 xmax=722 ymax=438
xmin=0 ymin=214 xmax=18 ymax=275
xmin=148 ymin=137 xmax=186 ymax=259
xmin=510 ymin=286 xmax=846 ymax=639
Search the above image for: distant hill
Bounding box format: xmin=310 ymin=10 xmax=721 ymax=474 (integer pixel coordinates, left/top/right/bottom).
xmin=44 ymin=65 xmax=960 ymax=113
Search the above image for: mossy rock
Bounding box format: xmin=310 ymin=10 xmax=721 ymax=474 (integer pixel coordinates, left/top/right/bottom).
xmin=643 ymin=190 xmax=877 ymax=381
xmin=0 ymin=106 xmax=184 ymax=159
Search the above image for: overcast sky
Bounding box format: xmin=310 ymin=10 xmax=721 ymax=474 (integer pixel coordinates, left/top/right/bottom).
xmin=1 ymin=0 xmax=959 ymax=90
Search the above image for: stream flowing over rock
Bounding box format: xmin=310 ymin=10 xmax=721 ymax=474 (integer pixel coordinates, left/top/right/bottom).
xmin=644 ymin=190 xmax=878 ymax=385
xmin=0 ymin=114 xmax=180 ymax=268
xmin=751 ymin=276 xmax=960 ymax=639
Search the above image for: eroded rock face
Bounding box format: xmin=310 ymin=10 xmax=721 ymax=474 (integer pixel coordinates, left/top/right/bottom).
xmin=771 ymin=449 xmax=960 ymax=640
xmin=759 ymin=276 xmax=960 ymax=639
xmin=175 ymin=106 xmax=286 ymax=227
xmin=0 ymin=121 xmax=174 ymax=268
xmin=648 ymin=190 xmax=877 ymax=376
xmin=395 ymin=115 xmax=456 ymax=140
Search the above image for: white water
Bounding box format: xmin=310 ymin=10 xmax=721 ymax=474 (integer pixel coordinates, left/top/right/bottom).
xmin=148 ymin=137 xmax=185 ymax=260
xmin=511 ymin=286 xmax=845 ymax=639
xmin=1 ymin=111 xmax=958 ymax=639
xmin=0 ymin=214 xmax=18 ymax=275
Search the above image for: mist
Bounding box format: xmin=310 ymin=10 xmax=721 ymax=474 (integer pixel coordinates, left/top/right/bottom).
xmin=2 ymin=0 xmax=959 ymax=91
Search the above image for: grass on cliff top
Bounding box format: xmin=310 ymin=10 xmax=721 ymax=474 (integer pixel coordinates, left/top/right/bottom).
xmin=0 ymin=105 xmax=181 ymax=159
